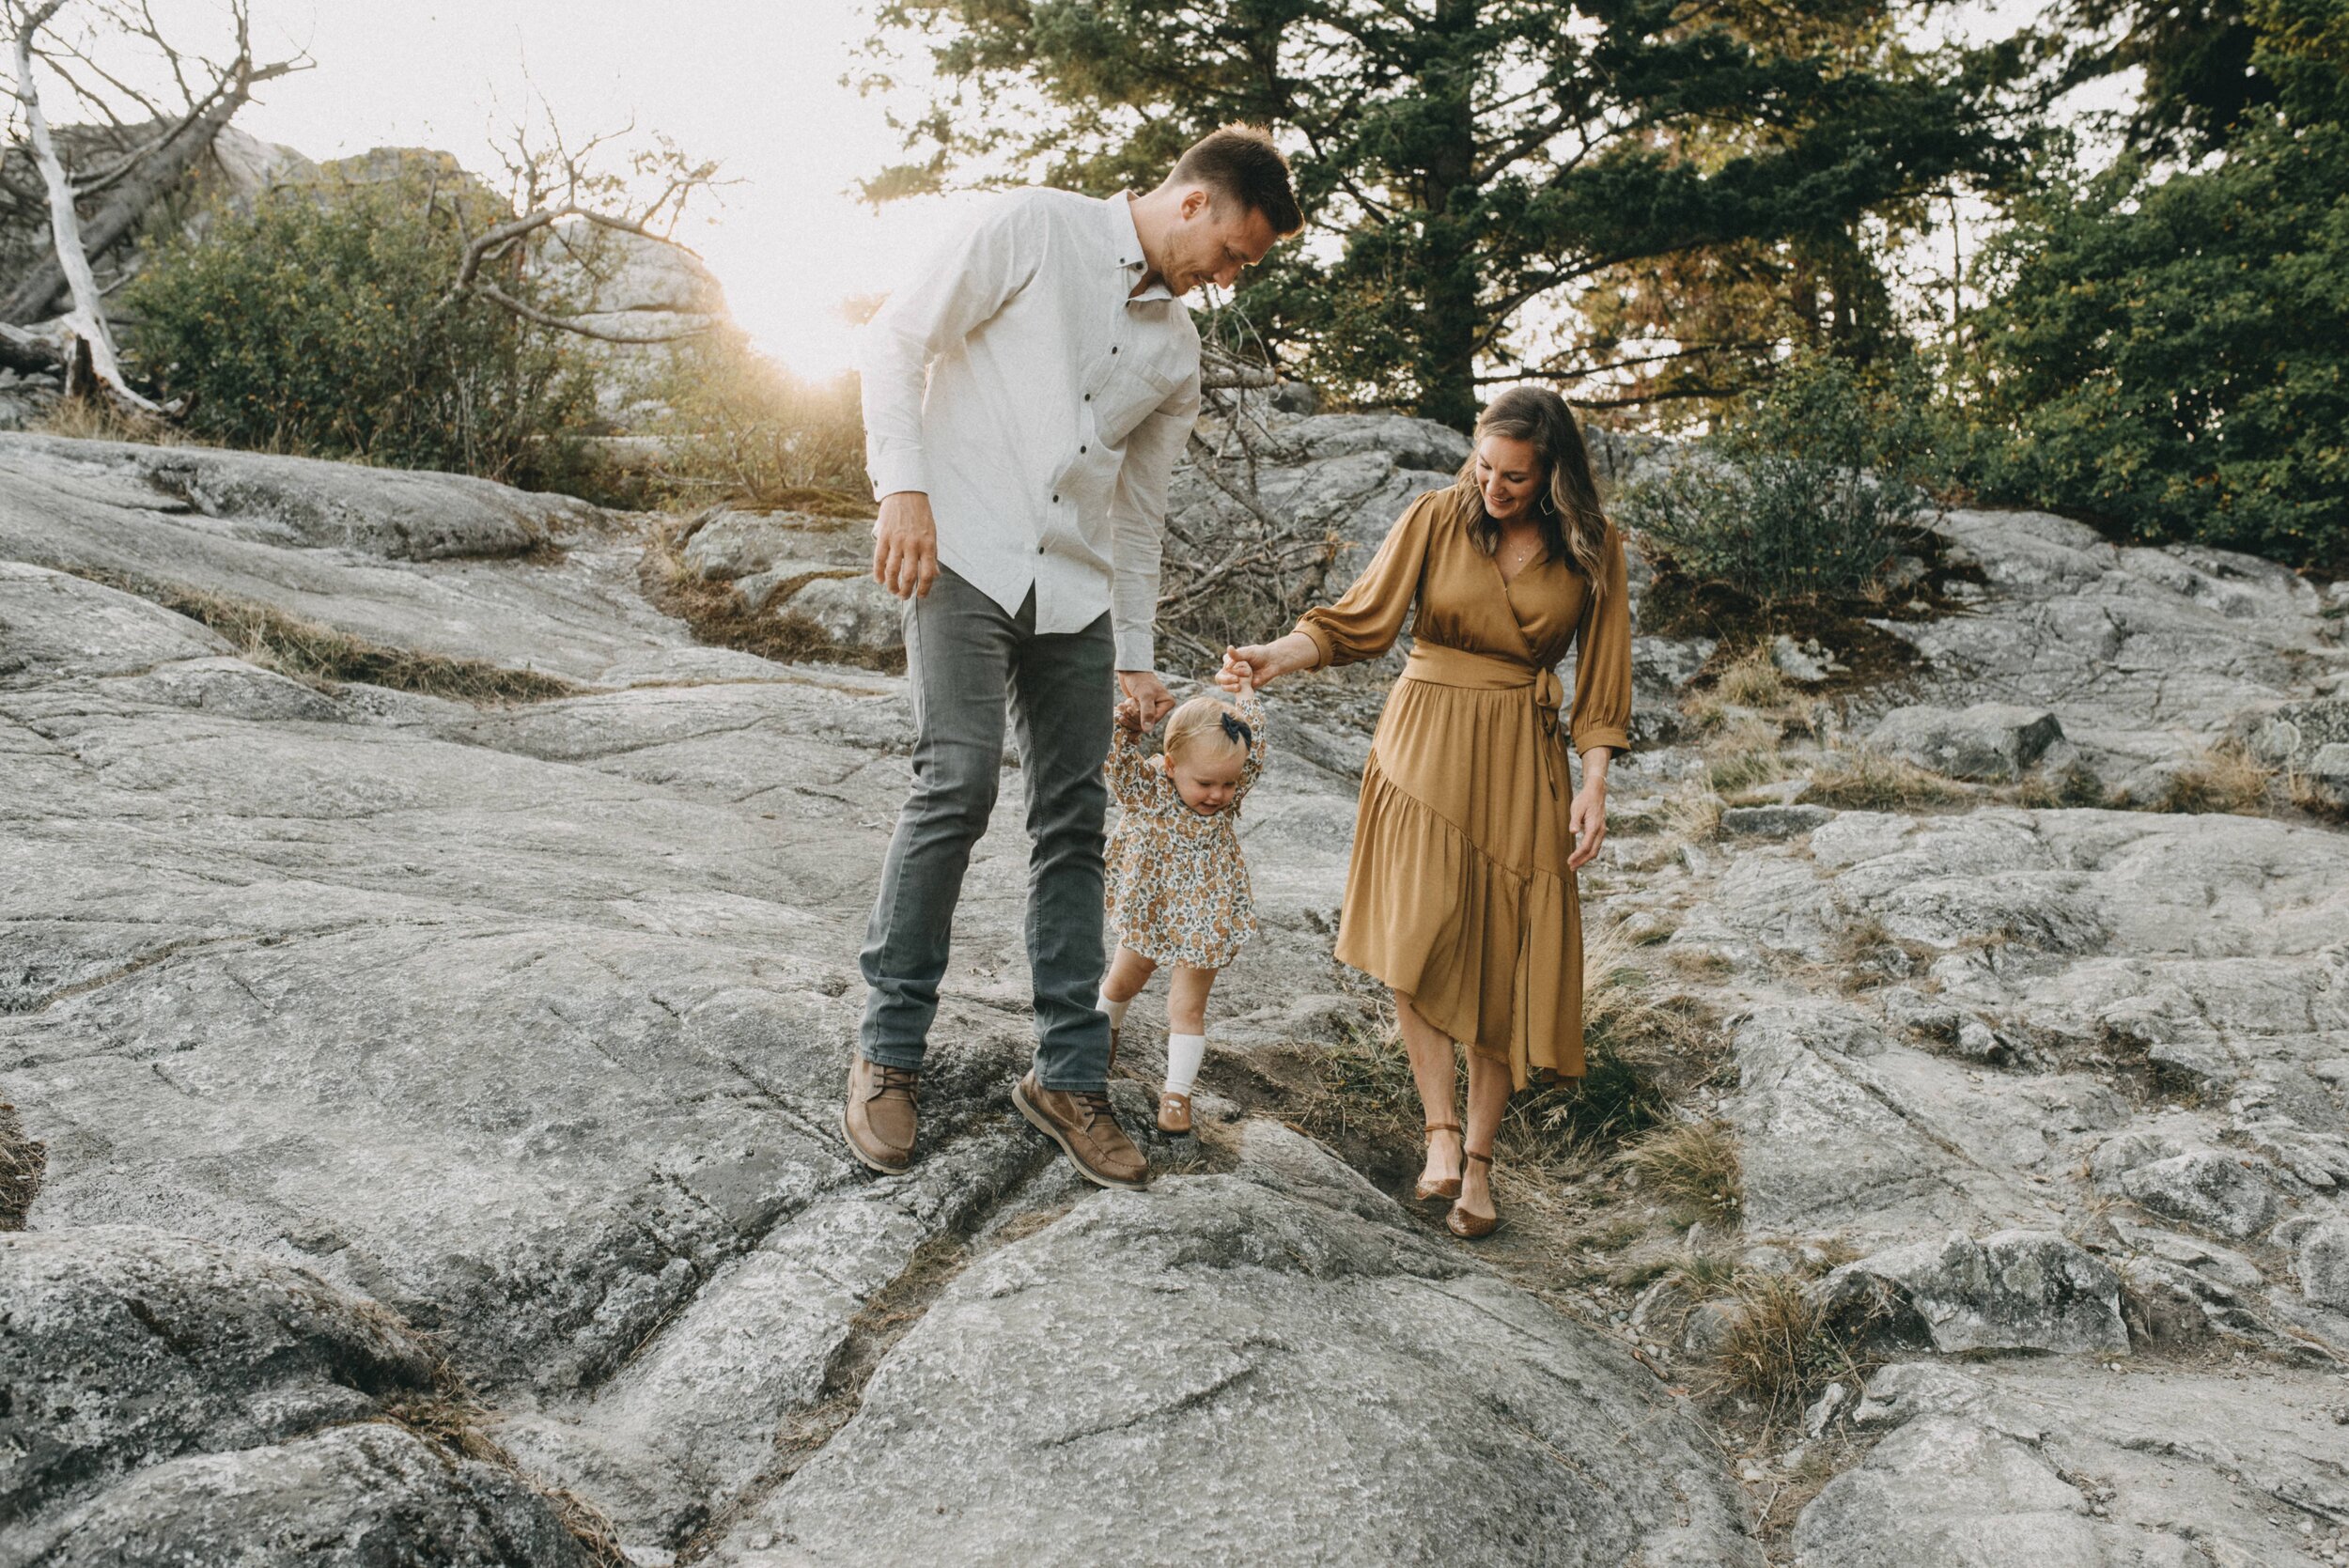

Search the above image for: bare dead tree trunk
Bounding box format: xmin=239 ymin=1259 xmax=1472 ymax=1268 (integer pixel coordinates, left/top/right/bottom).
xmin=2 ymin=0 xmax=304 ymax=411
xmin=6 ymin=0 xmax=159 ymax=411
xmin=0 ymin=77 xmax=270 ymax=324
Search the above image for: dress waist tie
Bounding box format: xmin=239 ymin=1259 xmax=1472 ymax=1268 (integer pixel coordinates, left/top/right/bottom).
xmin=1400 ymin=643 xmax=1568 ymax=799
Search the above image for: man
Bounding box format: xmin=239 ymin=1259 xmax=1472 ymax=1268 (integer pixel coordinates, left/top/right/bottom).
xmin=845 ymin=127 xmax=1302 ymax=1188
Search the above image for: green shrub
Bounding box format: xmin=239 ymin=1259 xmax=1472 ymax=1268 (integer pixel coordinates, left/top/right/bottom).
xmin=1957 ymin=117 xmax=2349 ymax=572
xmin=126 ymin=164 xmax=603 ymax=490
xmin=1614 ymin=353 xmax=1940 ymax=604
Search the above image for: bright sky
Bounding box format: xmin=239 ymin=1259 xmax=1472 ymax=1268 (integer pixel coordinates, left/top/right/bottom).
xmin=219 ymin=0 xmax=973 ymax=380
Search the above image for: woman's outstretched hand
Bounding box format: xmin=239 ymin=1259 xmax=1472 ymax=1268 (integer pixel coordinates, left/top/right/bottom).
xmin=1218 ymin=632 xmax=1315 ymax=692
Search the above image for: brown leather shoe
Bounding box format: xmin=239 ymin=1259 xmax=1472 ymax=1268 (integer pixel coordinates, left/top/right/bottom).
xmin=1013 ymin=1071 xmax=1147 ymax=1190
xmin=1157 ymin=1091 xmax=1191 ymax=1136
xmin=843 ymin=1054 xmax=919 ymax=1174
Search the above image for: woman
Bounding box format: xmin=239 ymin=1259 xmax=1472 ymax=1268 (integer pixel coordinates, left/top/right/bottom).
xmin=1219 ymin=386 xmax=1631 ymax=1238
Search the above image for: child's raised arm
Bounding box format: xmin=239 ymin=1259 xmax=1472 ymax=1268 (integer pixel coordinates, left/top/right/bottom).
xmin=1230 ymin=685 xmax=1269 ymax=801
xmin=1106 ymin=698 xmax=1158 ymax=806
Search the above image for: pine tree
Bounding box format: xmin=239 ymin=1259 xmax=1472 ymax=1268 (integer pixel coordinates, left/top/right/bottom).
xmin=863 ymin=0 xmax=2020 ymax=426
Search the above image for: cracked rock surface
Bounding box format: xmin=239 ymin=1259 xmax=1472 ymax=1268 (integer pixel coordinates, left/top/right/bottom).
xmin=0 ymin=432 xmax=1756 ymax=1565
xmin=8 ymin=432 xmax=2349 ymax=1565
xmin=720 ymin=1138 xmax=1754 ymax=1567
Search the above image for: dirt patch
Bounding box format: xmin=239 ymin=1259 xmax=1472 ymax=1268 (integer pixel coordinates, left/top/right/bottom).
xmin=1642 ymin=566 xmax=1926 ymax=696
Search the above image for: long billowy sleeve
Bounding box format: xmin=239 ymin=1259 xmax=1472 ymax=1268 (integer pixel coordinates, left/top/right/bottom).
xmin=1291 ymin=491 xmax=1442 ymax=668
xmin=1569 ymin=527 xmax=1634 ymax=757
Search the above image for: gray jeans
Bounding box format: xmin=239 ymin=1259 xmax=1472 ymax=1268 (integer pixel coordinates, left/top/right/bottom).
xmin=858 ymin=567 xmax=1116 ymax=1091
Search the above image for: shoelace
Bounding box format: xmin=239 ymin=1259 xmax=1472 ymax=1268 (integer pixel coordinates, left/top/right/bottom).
xmin=1073 ymin=1090 xmax=1116 ymax=1129
xmin=869 ymin=1065 xmax=918 ymax=1103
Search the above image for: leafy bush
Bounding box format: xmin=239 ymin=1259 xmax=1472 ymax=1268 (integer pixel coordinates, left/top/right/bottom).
xmin=126 ymin=165 xmax=604 ymax=490
xmin=1957 ymin=119 xmax=2349 ymax=572
xmin=1614 ymin=353 xmax=1940 ymax=604
xmin=633 ymin=327 xmax=872 ymax=511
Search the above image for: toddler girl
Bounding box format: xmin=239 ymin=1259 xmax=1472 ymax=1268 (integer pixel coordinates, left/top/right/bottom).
xmin=1098 ymin=682 xmax=1268 ymax=1134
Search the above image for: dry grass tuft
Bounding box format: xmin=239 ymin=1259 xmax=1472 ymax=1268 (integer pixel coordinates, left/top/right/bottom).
xmin=2286 ymin=770 xmax=2349 ymax=822
xmin=30 ymin=393 xmax=192 ymax=447
xmin=2002 ymin=762 xmax=2114 ymax=809
xmin=1683 ymin=644 xmax=1824 ymax=737
xmin=67 ymin=569 xmax=582 ymax=703
xmin=1699 ymin=1273 xmax=1879 ymax=1430
xmin=2140 ymin=743 xmax=2274 ymax=816
xmin=1703 ymin=717 xmax=1793 ymax=795
xmin=1 ymin=1100 xmax=46 ymax=1231
xmin=1802 ymin=747 xmax=1969 ymax=811
xmin=1663 ymin=946 xmax=1735 ymax=981
xmin=1622 ymin=1119 xmax=1742 ymax=1224
xmin=1657 ymin=784 xmax=1727 ymax=846
xmin=1713 ymin=646 xmax=1793 ymax=709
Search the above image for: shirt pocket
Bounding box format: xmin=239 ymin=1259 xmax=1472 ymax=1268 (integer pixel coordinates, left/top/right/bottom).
xmin=1091 ymin=357 xmax=1185 ymax=447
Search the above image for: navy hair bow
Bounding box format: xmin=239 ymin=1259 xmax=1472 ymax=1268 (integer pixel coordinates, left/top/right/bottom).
xmin=1221 ymin=713 xmax=1252 ymax=749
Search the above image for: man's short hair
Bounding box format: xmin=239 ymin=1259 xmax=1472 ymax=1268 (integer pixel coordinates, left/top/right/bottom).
xmin=1172 ymin=126 xmax=1303 ymax=237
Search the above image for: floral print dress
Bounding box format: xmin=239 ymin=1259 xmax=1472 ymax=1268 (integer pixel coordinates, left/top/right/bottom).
xmin=1104 ymin=689 xmax=1268 ymax=970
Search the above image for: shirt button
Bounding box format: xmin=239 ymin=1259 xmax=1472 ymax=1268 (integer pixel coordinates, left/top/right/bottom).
xmin=1051 ymin=494 xmax=1060 ymax=504
xmin=1111 ymin=346 xmax=1120 ymax=355
xmin=1080 ymin=444 xmax=1087 ymax=454
xmin=1084 ymin=394 xmax=1092 ymax=402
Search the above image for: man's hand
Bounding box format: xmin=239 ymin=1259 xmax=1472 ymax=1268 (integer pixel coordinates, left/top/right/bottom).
xmin=873 ymin=491 xmax=941 ymax=600
xmin=1118 ymin=670 xmax=1175 ymax=725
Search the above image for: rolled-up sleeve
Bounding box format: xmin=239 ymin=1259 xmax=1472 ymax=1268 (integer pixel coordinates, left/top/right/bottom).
xmin=1569 ymin=527 xmax=1634 ymax=756
xmin=857 ymin=195 xmax=1041 ymax=502
xmin=1110 ymin=366 xmax=1199 ymax=672
xmin=1293 ymin=492 xmax=1440 ymax=668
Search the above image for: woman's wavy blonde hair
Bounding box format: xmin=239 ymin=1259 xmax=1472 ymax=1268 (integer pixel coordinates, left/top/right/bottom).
xmin=1162 ymin=693 xmax=1252 ymax=768
xmin=1453 ymin=385 xmax=1612 ymax=590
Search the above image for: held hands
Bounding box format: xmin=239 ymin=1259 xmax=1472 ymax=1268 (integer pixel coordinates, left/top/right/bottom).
xmin=1119 ymin=669 xmax=1175 ymax=725
xmin=1216 ymin=643 xmax=1280 ymax=693
xmin=1113 ymin=697 xmax=1145 ymax=735
xmin=872 ymin=491 xmax=941 ymax=600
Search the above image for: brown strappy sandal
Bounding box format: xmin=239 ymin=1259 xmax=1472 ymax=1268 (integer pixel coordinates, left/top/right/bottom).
xmin=1446 ymin=1150 xmax=1499 ymax=1239
xmin=1414 ymin=1121 xmax=1464 ymax=1203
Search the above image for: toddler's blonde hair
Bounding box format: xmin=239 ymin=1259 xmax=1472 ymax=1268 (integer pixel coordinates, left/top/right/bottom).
xmin=1162 ymin=694 xmax=1251 ymax=768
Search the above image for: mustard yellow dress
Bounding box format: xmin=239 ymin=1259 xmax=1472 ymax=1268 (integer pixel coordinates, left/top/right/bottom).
xmin=1294 ymin=487 xmax=1633 ymax=1086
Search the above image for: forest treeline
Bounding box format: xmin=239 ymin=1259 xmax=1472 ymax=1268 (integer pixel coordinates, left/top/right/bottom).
xmin=7 ymin=0 xmax=2344 ymax=581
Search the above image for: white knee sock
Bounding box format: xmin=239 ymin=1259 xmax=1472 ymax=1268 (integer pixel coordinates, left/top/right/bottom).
xmin=1098 ymin=991 xmax=1130 ymax=1028
xmin=1165 ymin=1032 xmax=1206 ymax=1096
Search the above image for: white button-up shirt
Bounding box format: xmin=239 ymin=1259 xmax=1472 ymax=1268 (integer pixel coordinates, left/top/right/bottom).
xmin=859 ymin=188 xmax=1202 ymax=672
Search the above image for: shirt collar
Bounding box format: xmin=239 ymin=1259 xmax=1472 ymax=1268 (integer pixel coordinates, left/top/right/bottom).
xmin=1106 ymin=192 xmax=1175 ymax=303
